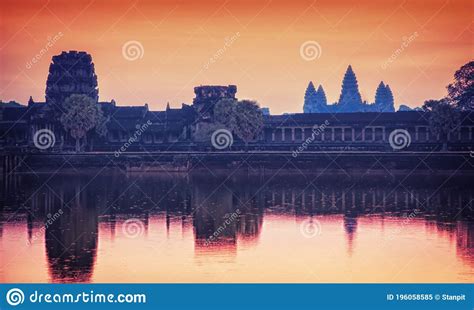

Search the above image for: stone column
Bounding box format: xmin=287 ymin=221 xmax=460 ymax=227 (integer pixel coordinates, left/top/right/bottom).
xmin=415 ymin=127 xmax=419 ymax=141
xmin=291 ymin=128 xmax=295 ymax=141
xmin=301 ymin=128 xmax=305 ymax=140
xmin=352 ymin=128 xmax=355 ymax=141
xmin=382 ymin=127 xmax=386 ymax=141
xmin=282 ymin=128 xmax=285 ymax=141
xmin=362 ymin=128 xmax=366 ymax=142
xmin=331 ymin=128 xmax=335 ymax=141
xmin=341 ymin=128 xmax=345 ymax=141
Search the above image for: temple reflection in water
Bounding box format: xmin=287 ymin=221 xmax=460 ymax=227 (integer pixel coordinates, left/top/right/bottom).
xmin=1 ymin=170 xmax=473 ymax=282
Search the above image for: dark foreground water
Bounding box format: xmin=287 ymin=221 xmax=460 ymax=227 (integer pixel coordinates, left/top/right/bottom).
xmin=1 ymin=169 xmax=473 ymax=283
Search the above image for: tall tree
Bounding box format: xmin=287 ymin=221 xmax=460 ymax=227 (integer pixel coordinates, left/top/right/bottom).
xmin=448 ymin=60 xmax=474 ymax=111
xmin=303 ymin=81 xmax=317 ymax=113
xmin=213 ymin=99 xmax=263 ymax=149
xmin=422 ymin=99 xmax=461 ymax=150
xmin=60 ymin=94 xmax=108 ymax=152
xmin=214 ymin=98 xmax=237 ymax=128
xmin=233 ymin=100 xmax=264 ymax=149
xmin=337 ymin=65 xmax=363 ymax=111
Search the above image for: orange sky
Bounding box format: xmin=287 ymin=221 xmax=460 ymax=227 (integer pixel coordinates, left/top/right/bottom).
xmin=0 ymin=0 xmax=472 ymax=114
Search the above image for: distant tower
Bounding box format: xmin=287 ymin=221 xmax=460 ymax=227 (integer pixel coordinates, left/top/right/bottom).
xmin=303 ymin=81 xmax=317 ymax=113
xmin=45 ymin=51 xmax=98 ymax=105
xmin=337 ymin=65 xmax=363 ymax=112
xmin=374 ymin=81 xmax=395 ymax=112
xmin=193 ymin=85 xmax=237 ymax=120
xmin=383 ymin=84 xmax=395 ymax=112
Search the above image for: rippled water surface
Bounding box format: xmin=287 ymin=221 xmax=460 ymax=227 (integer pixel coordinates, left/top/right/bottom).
xmin=1 ymin=170 xmax=473 ymax=283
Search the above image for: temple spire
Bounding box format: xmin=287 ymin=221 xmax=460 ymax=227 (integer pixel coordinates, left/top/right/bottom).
xmin=337 ymin=65 xmax=362 ymax=111
xmin=303 ymin=81 xmax=317 ymax=113
xmin=374 ymin=81 xmax=395 ymax=112
xmin=316 ymin=85 xmax=327 ymax=106
xmin=374 ymin=81 xmax=386 ymax=106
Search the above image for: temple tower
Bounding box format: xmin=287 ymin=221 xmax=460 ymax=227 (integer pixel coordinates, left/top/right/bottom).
xmin=45 ymin=51 xmax=98 ymax=105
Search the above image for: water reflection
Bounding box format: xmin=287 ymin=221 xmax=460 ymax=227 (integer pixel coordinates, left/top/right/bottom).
xmin=1 ymin=170 xmax=473 ymax=282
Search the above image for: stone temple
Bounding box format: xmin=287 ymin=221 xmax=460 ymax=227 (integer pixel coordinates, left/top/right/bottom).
xmin=303 ymin=65 xmax=395 ymax=113
xmin=0 ymin=51 xmax=473 ymax=152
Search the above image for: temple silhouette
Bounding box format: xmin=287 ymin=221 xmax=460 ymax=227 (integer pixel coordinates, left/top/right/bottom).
xmin=0 ymin=51 xmax=473 ymax=154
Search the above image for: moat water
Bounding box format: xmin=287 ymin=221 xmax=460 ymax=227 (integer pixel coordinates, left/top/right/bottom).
xmin=1 ymin=169 xmax=473 ymax=283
